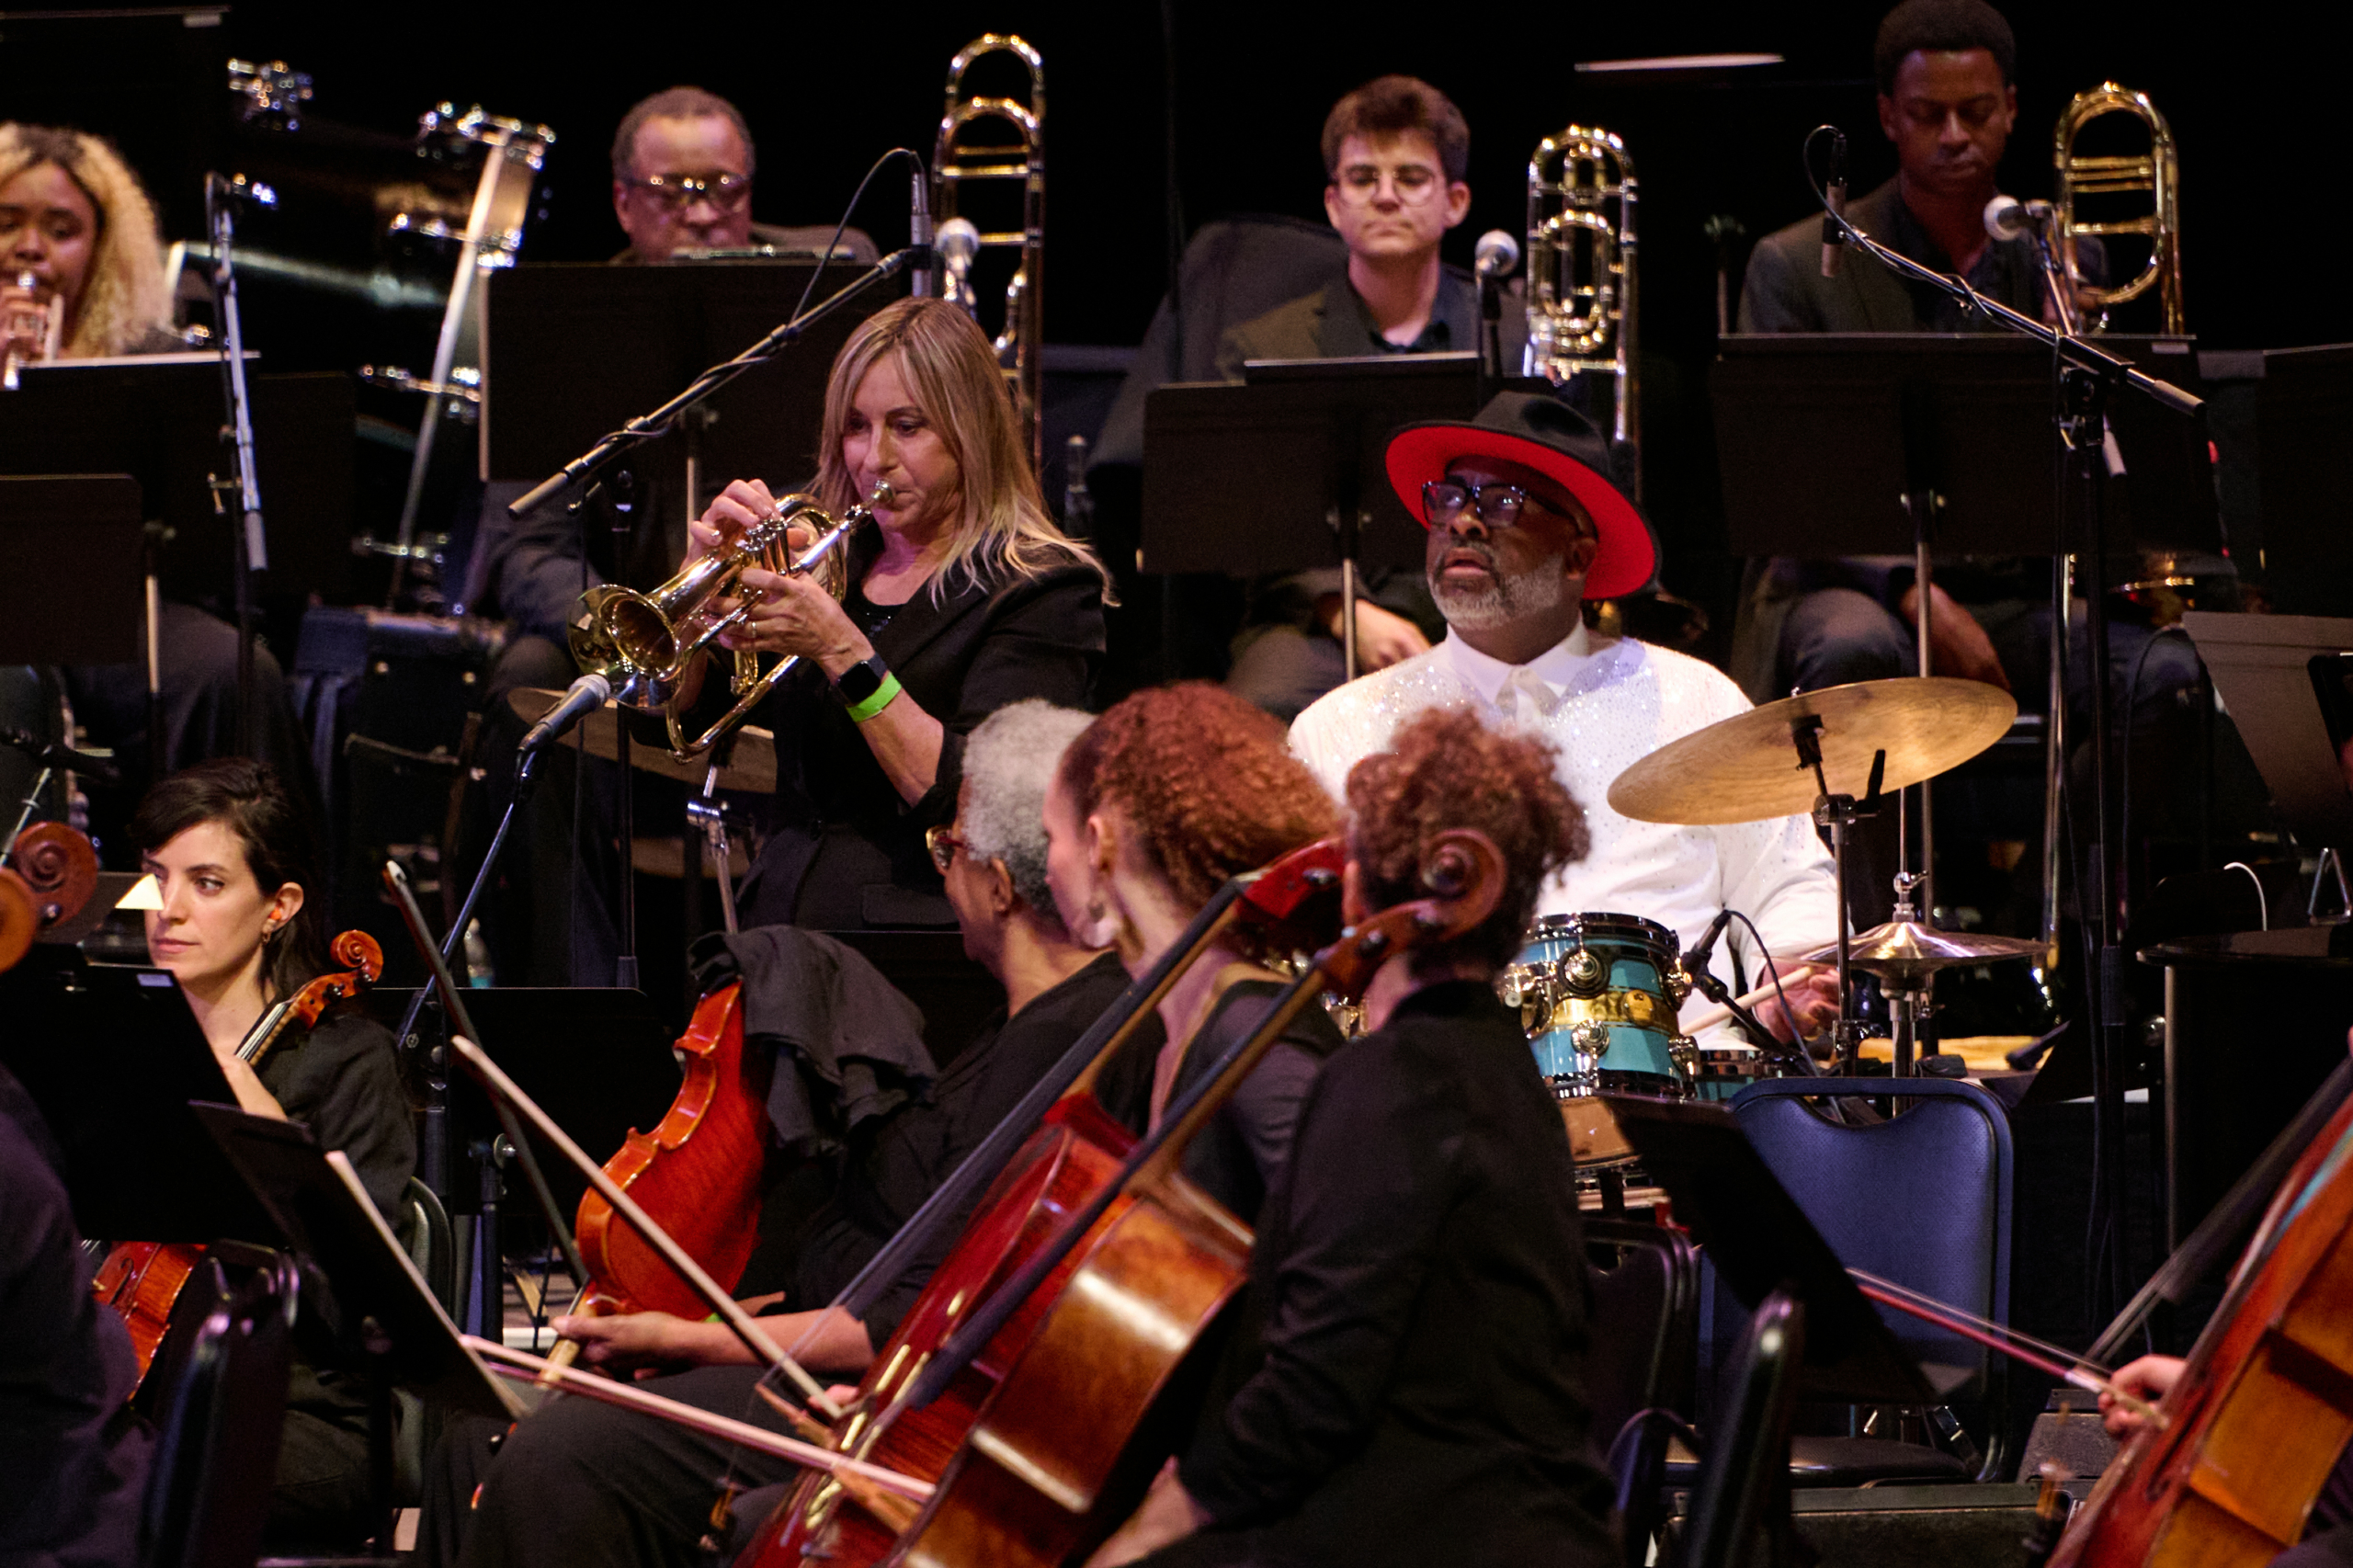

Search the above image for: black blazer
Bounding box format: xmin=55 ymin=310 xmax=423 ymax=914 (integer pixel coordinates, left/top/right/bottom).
xmin=1176 ymin=981 xmax=1615 ymax=1567
xmin=739 ymin=540 xmax=1107 ymax=931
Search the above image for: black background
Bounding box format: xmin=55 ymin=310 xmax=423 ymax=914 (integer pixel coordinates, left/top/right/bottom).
xmin=1 ymin=0 xmax=2328 ymax=632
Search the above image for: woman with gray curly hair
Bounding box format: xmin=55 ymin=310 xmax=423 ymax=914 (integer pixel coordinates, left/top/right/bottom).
xmin=0 ymin=121 xmax=174 ymax=359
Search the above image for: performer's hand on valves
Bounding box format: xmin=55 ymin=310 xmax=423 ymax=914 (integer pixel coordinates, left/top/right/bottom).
xmin=690 ymin=477 xmax=869 ymax=676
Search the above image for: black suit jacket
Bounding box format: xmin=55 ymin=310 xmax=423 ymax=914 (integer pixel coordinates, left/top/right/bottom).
xmin=1738 ymin=178 xmax=2059 ymax=335
xmin=1175 ymin=981 xmax=1614 ymax=1567
xmin=739 ymin=540 xmax=1106 ymax=931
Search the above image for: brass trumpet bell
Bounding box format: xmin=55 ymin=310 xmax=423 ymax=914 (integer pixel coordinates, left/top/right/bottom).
xmin=567 ymin=493 xmax=869 ymax=763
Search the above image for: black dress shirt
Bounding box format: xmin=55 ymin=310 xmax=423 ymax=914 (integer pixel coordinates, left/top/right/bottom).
xmin=1171 ymin=981 xmax=1614 ymax=1568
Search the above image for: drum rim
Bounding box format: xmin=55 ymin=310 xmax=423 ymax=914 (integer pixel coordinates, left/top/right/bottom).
xmin=1525 ymin=910 xmax=1678 ymax=951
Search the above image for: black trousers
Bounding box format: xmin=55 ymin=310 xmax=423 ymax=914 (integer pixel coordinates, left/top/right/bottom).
xmin=437 ymin=1365 xmax=800 ymax=1568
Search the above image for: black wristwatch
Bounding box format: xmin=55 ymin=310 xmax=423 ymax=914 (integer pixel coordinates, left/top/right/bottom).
xmin=831 ymin=652 xmax=891 ymax=708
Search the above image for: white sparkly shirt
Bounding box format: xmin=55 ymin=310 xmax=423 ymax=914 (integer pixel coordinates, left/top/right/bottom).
xmin=1289 ymin=624 xmax=1841 ymax=990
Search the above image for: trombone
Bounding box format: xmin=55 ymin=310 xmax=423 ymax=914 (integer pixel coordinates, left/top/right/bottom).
xmin=2053 ymin=82 xmax=2183 ymax=335
xmin=934 ymin=34 xmax=1045 ymax=472
xmin=1524 ymin=126 xmax=1639 ymax=497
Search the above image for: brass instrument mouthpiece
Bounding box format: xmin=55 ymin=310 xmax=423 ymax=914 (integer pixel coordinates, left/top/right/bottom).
xmin=869 ymin=480 xmax=899 ymax=510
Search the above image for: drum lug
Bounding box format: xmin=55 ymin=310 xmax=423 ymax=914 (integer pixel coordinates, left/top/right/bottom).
xmin=1561 ymin=946 xmax=1607 ymax=996
xmin=1667 ymin=1033 xmax=1699 ymax=1074
xmin=1666 ymin=963 xmax=1695 ymax=1007
xmin=1571 ymin=1020 xmax=1611 ymax=1072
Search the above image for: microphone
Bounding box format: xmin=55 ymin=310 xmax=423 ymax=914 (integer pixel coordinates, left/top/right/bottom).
xmin=519 ymin=672 xmax=611 ymax=756
xmin=1819 ymin=130 xmax=1848 ymax=278
xmin=1683 ymin=908 xmax=1735 ymax=979
xmin=1984 ymin=194 xmax=2054 ymax=243
xmin=1473 ymin=230 xmax=1520 ymax=281
xmin=909 ymin=155 xmax=935 ymax=300
xmin=938 ymin=217 xmax=981 ymax=314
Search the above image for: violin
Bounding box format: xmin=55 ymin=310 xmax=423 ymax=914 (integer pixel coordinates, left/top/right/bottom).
xmin=741 ymin=834 xmax=1495 ymax=1567
xmin=90 ymin=929 xmax=384 ymax=1392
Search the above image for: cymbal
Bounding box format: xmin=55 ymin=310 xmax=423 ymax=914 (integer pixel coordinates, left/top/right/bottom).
xmin=1607 ymin=677 xmax=2018 ymax=826
xmin=1802 ymin=920 xmax=2047 ymax=989
xmin=506 ymin=688 xmax=777 ymax=794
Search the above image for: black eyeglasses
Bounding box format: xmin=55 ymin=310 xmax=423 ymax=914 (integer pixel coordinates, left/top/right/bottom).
xmin=623 ymin=172 xmax=751 ymax=212
xmin=925 ymin=824 xmax=967 ymax=875
xmin=1423 ymin=479 xmax=1542 ymax=529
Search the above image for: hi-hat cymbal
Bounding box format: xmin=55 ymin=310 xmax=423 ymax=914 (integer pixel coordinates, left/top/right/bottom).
xmin=1607 ymin=677 xmax=2018 ymax=826
xmin=506 ymin=688 xmax=777 ymax=794
xmin=1803 ymin=920 xmax=2048 ymax=989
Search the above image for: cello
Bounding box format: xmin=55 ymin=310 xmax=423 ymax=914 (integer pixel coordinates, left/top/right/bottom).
xmin=745 ymin=833 xmax=1498 ymax=1568
xmin=2045 ymin=1068 xmax=2353 ymax=1565
xmin=89 ymin=928 xmax=384 ymax=1391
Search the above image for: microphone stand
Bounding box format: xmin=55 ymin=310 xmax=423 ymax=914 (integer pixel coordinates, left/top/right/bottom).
xmin=1815 ymin=136 xmax=2201 ymax=1302
xmin=508 ymin=245 xmax=930 ymax=518
xmin=204 ymin=173 xmax=274 ymax=757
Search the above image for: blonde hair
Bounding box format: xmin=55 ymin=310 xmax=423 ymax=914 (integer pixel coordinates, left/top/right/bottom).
xmin=813 ymin=296 xmax=1110 ymax=604
xmin=0 ymin=123 xmax=171 ymax=358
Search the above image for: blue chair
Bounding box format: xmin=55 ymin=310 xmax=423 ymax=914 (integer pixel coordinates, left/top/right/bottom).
xmin=1732 ymin=1077 xmax=2015 ymax=1483
xmin=1586 ymin=1217 xmax=1701 ymax=1568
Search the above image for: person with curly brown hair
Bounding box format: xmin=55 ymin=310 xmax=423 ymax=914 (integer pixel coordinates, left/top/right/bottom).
xmin=1042 ymin=681 xmax=1345 ymax=1222
xmin=1089 ymin=706 xmax=1615 ymax=1568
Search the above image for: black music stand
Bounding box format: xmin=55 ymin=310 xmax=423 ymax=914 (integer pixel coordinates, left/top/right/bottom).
xmin=0 ymin=947 xmax=278 ymax=1244
xmin=197 ymin=1106 xmax=523 ymax=1551
xmin=1 ymin=357 xmax=356 ymax=605
xmin=2177 ymin=611 xmax=2353 ymax=871
xmin=483 ymin=258 xmax=906 ymax=531
xmin=0 ymin=476 xmax=144 ymax=664
xmin=2249 ymin=345 xmax=2353 ymax=618
xmin=1140 ymin=353 xmax=1482 ymax=677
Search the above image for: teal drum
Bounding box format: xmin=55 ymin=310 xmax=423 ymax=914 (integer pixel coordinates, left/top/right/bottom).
xmin=1498 ymin=912 xmax=1695 ymax=1165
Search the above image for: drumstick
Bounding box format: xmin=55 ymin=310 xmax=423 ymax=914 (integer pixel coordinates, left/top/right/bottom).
xmin=1679 ymin=963 xmax=1821 ymax=1036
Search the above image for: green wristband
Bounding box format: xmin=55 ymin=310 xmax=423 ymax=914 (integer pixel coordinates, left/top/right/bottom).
xmin=845 ymin=671 xmax=902 ymax=723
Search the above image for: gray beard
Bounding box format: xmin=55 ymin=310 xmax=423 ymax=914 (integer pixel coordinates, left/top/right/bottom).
xmin=1427 ymin=551 xmax=1568 ymax=631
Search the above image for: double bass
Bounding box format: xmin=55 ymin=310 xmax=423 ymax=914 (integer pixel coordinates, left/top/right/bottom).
xmin=745 ymin=833 xmax=1501 ymax=1567
xmin=90 ymin=929 xmax=385 ymax=1391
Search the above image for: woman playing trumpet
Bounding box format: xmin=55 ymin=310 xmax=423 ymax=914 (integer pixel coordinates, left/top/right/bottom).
xmin=685 ymin=294 xmax=1112 ymax=932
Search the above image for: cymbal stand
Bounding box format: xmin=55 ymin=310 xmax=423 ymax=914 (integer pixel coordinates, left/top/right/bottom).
xmin=1792 ymin=712 xmax=1884 ymax=1074
xmin=1885 ymin=872 xmax=1930 ymax=1078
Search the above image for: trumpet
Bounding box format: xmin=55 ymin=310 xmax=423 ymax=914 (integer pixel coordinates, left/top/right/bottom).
xmin=1524 ymin=126 xmax=1638 ymax=496
xmin=3 ymin=270 xmax=63 ymax=391
xmin=566 ymin=488 xmax=880 ymax=763
xmin=2053 ymin=82 xmax=2183 ymax=334
xmin=934 ymin=34 xmax=1044 ymax=472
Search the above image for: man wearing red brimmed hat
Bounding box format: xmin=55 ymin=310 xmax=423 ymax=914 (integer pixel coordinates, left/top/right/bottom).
xmin=1291 ymin=392 xmax=1843 ymax=1022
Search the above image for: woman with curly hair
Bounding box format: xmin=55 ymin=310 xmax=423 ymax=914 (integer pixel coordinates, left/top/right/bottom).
xmin=1042 ymin=681 xmax=1343 ymax=1222
xmin=1091 ymin=706 xmax=1616 ymax=1568
xmin=0 ymin=121 xmax=174 ymax=359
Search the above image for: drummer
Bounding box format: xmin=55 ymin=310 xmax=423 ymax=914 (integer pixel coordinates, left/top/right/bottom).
xmin=1289 ymin=392 xmax=1842 ymax=1034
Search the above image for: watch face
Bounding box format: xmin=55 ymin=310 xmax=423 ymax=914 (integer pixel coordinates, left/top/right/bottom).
xmin=836 ymin=658 xmax=884 ymax=705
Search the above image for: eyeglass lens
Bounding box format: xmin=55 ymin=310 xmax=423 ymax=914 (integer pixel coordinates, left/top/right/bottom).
xmin=1424 ymin=481 xmax=1527 ymax=528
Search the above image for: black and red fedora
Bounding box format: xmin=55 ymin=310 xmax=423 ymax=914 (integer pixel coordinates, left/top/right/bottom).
xmin=1384 ymin=392 xmax=1657 ymax=600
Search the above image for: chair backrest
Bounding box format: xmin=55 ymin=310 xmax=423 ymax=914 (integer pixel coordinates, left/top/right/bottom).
xmin=392 ymin=1176 xmax=454 ymax=1506
xmin=141 ymin=1256 xmax=293 ymax=1568
xmin=1680 ymin=1290 xmax=1805 ymax=1568
xmin=1586 ymin=1218 xmax=1701 ymax=1568
xmin=1731 ymin=1079 xmax=2013 ymax=1386
xmin=1094 ymin=213 xmax=1350 ymax=467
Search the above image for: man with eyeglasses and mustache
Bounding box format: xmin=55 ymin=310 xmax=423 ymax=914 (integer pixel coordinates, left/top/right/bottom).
xmin=1290 ymin=392 xmax=1844 ymax=1037
xmin=608 ymin=85 xmax=876 ymax=265
xmin=1215 ymin=75 xmax=1523 ymax=725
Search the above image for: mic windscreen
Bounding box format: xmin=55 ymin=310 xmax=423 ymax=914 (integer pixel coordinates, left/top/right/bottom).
xmin=938 ymin=217 xmax=982 ymax=268
xmin=1984 ymin=195 xmax=2026 ymax=242
xmin=1474 ymin=230 xmax=1520 ymax=278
